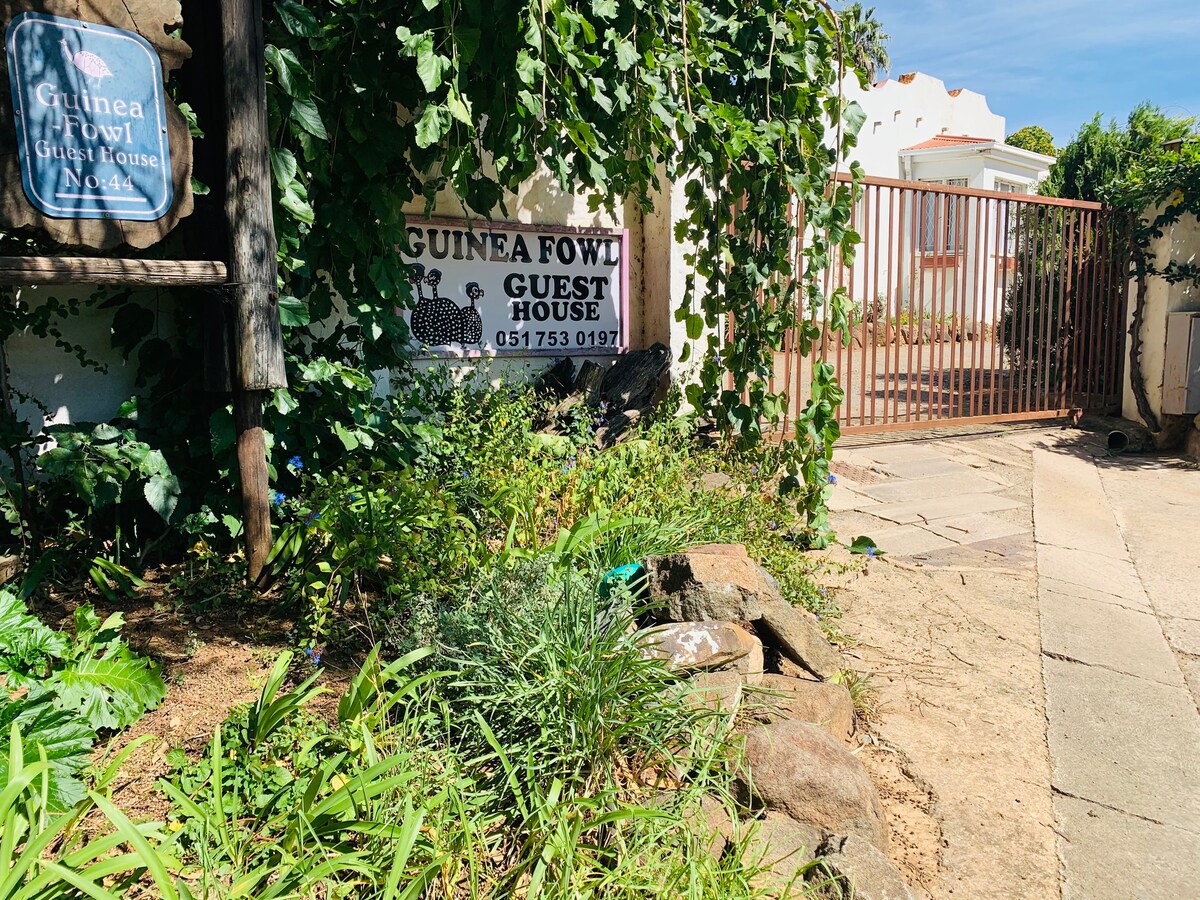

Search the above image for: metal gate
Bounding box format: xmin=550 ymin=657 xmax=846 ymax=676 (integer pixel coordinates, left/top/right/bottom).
xmin=765 ymin=176 xmax=1129 ymax=434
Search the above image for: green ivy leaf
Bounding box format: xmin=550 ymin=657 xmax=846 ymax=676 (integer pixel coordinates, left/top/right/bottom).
xmin=415 ymin=36 xmax=451 ymax=93
xmin=275 ymin=0 xmax=321 ymax=38
xmin=144 ymin=473 xmax=182 ymax=524
xmin=415 ymin=104 xmax=449 ymax=148
xmin=271 ymin=147 xmax=299 ymax=188
xmin=289 ymin=97 xmax=328 ymax=141
xmin=278 ymin=295 xmax=311 ymax=327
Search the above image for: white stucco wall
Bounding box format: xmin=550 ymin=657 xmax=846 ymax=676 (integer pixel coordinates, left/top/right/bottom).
xmin=1122 ymin=208 xmax=1200 ymax=423
xmin=5 ymin=285 xmax=167 ymax=435
xmin=843 ymin=73 xmax=1005 ymax=179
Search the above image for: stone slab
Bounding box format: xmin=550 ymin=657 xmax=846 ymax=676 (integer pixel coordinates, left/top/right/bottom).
xmin=869 ymin=458 xmax=973 ymax=480
xmin=863 ymin=472 xmax=1004 ymax=504
xmin=922 ymin=514 xmax=1030 ymax=545
xmin=855 ymin=443 xmax=947 ymax=465
xmin=1040 ymin=577 xmax=1151 ymax=613
xmin=872 ymin=493 xmax=1024 ymax=525
xmin=1040 ymin=592 xmax=1185 ymax=688
xmin=1056 ymin=794 xmax=1200 ymax=900
xmin=1043 ymin=655 xmax=1200 ymax=832
xmin=1031 ymin=449 xmax=1129 ymax=559
xmin=1035 ymin=544 xmax=1146 ymax=607
xmin=866 ymin=525 xmax=959 ymax=557
xmin=1159 ymin=615 xmax=1200 ymax=656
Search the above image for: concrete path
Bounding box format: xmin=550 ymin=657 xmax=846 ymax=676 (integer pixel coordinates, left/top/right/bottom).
xmin=1034 ymin=446 xmax=1200 ymax=900
xmin=829 ymin=427 xmax=1200 ymax=899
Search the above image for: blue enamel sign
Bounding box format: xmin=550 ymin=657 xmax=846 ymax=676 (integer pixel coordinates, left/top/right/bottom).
xmin=5 ymin=13 xmax=173 ymax=221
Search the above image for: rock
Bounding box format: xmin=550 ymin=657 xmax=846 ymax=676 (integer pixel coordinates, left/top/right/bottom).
xmin=732 ymin=638 xmax=766 ymax=685
xmin=740 ymin=813 xmax=824 ymax=896
xmin=686 ymin=795 xmax=736 ymax=860
xmin=816 ymin=834 xmax=916 ymax=900
xmin=751 ymin=675 xmax=854 ymax=740
xmin=758 ymin=602 xmax=844 ymax=681
xmin=640 ymin=621 xmax=759 ymax=671
xmin=688 ymin=669 xmax=743 ymax=712
xmin=646 ymin=552 xmax=784 ymax=622
xmin=599 ymin=342 xmax=670 ymax=410
xmin=699 ymin=472 xmax=733 ymax=491
xmin=691 ymin=543 xmax=750 ymax=558
xmin=737 ymin=721 xmax=888 ymax=850
xmin=645 ymin=552 xmax=844 ymax=680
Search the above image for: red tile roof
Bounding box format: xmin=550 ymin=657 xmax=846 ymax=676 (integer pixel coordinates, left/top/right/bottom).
xmin=904 ymin=134 xmax=993 ymax=150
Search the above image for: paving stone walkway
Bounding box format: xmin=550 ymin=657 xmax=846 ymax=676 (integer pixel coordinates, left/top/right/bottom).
xmin=829 ymin=427 xmax=1200 ymax=899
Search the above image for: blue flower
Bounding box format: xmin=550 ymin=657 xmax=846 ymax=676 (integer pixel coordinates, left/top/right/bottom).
xmin=349 ymin=493 xmax=359 ymax=501
xmin=768 ymin=520 xmax=778 ymax=530
xmin=827 ymin=474 xmax=837 ymax=484
xmin=288 ymin=455 xmax=304 ymax=469
xmin=305 ymin=512 xmax=322 ymax=525
xmin=750 ymin=464 xmax=760 ymax=475
xmin=866 ymin=546 xmax=877 ymax=558
xmin=818 ymin=587 xmax=826 ymax=596
xmin=272 ymin=491 xmax=286 ymax=506
xmin=304 ymin=644 xmax=325 ymax=666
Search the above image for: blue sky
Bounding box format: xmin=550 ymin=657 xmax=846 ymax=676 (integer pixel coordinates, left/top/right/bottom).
xmin=871 ymin=1 xmax=1198 ymax=145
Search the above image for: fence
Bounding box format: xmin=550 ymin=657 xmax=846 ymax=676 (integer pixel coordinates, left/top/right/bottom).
xmin=762 ymin=175 xmax=1130 ymax=434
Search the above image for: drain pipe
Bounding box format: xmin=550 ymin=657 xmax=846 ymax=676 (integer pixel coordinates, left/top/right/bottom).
xmin=1107 ymin=430 xmax=1130 ymax=454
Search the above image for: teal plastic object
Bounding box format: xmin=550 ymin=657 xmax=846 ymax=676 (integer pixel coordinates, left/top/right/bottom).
xmin=599 ymin=563 xmax=646 ymax=600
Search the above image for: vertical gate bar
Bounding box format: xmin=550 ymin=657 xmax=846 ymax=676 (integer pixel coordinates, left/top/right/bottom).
xmin=957 ymin=193 xmax=972 ymax=418
xmin=778 ymin=196 xmax=793 ymax=434
xmin=891 ymin=188 xmax=904 ymax=424
xmin=869 ymin=184 xmax=882 ymax=426
xmin=1038 ymin=206 xmax=1058 ymax=412
xmin=1022 ymin=203 xmax=1043 ymax=413
xmin=1112 ymin=214 xmax=1132 ymax=407
xmin=884 ymin=186 xmax=896 ymax=423
xmin=1094 ymin=210 xmax=1108 ymax=408
xmin=990 ymin=198 xmax=1006 ymax=416
xmin=947 ymin=193 xmax=963 ymax=419
xmin=1014 ymin=200 xmax=1033 ymax=414
xmin=956 ymin=194 xmax=973 ymax=419
xmin=1071 ymin=209 xmax=1092 ymax=410
xmin=858 ymin=187 xmax=871 ymax=427
xmin=1099 ymin=213 xmax=1118 ymax=408
xmin=1031 ymin=204 xmax=1049 ymax=412
xmin=907 ymin=187 xmax=916 ymax=427
xmin=1005 ymin=199 xmax=1022 ymax=415
xmin=969 ymin=195 xmax=986 ymax=417
xmin=993 ymin=199 xmax=1012 ymax=417
xmin=934 ymin=191 xmax=952 ymax=420
xmin=936 ymin=192 xmax=952 ymax=420
xmin=835 ymin=207 xmax=847 ymax=427
xmin=795 ymin=202 xmax=808 ymax=431
xmin=845 ymin=191 xmax=858 ymax=427
xmin=1081 ymin=208 xmax=1098 ymax=407
xmin=1055 ymin=208 xmax=1077 ymax=410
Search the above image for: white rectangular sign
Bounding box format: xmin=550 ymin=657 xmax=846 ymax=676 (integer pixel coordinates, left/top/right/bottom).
xmin=401 ymin=220 xmax=628 ymax=357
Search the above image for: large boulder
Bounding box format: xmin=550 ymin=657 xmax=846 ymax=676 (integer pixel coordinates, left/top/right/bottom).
xmin=815 ymin=834 xmax=916 ymax=900
xmin=739 ymin=813 xmax=824 ymax=896
xmin=737 ymin=721 xmax=888 ymax=850
xmin=639 ymin=622 xmax=759 ymax=672
xmin=645 ymin=550 xmax=844 ymax=680
xmin=687 ymin=670 xmax=743 ymax=712
xmin=647 ymin=550 xmax=781 ymax=622
xmin=751 ymin=675 xmax=855 ymax=740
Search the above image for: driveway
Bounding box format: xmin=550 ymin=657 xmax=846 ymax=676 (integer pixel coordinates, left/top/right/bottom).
xmin=826 ymin=425 xmax=1200 ymax=899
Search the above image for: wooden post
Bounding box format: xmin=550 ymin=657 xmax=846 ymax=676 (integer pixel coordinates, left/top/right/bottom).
xmin=221 ymin=0 xmax=287 ymax=581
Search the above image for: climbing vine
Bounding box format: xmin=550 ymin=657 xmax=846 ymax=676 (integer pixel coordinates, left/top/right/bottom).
xmin=1108 ymin=141 xmax=1200 ymax=433
xmin=263 ymin=0 xmax=864 ymax=541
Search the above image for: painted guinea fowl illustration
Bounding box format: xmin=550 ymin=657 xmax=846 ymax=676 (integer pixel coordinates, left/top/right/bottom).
xmin=408 ymin=267 xmax=460 ymax=346
xmin=458 ymin=282 xmax=484 ymax=344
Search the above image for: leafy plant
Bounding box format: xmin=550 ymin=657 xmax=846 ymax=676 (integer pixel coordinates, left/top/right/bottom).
xmin=0 ymin=590 xmax=165 ymax=809
xmin=0 ymin=722 xmax=180 ymax=899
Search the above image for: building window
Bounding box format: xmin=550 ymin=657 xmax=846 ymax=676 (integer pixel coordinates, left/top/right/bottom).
xmin=995 ymin=179 xmax=1026 ymax=194
xmin=920 ymin=178 xmax=967 ymax=252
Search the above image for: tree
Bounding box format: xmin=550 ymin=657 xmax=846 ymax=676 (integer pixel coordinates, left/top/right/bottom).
xmin=1005 ymin=125 xmax=1055 ymax=156
xmin=1042 ymin=102 xmax=1195 ymax=201
xmin=839 ymin=3 xmax=890 ymax=83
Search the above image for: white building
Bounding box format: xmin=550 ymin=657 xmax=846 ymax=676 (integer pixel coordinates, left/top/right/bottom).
xmin=831 ymin=72 xmax=1056 ymax=325
xmin=843 ymin=71 xmax=1054 ymax=192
